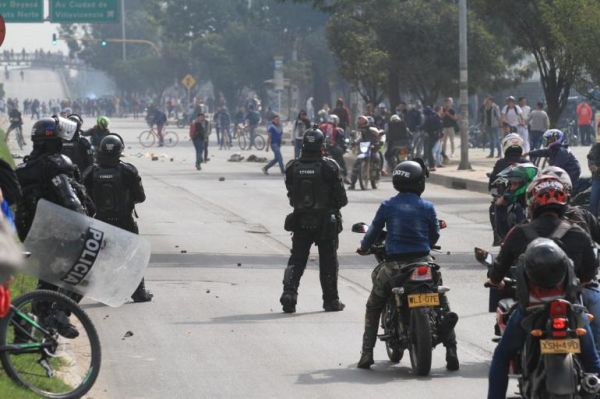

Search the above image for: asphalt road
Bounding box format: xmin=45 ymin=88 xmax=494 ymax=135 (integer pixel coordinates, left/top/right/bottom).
xmin=10 ymin=118 xmax=513 ymax=398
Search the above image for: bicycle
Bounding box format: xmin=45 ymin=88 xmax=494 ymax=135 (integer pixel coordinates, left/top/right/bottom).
xmin=138 ymin=127 xmax=179 ymax=148
xmin=237 ymin=125 xmax=265 ymax=151
xmin=0 ymin=289 xmax=101 ymax=399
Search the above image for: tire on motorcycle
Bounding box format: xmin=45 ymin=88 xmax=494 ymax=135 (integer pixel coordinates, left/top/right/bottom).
xmin=358 ymin=159 xmax=370 ymax=190
xmin=409 ymin=308 xmax=433 ymax=376
xmin=381 ymin=303 xmax=403 ymax=363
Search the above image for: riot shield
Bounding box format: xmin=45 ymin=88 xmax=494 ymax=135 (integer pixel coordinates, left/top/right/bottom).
xmin=23 ymin=200 xmax=151 ymax=307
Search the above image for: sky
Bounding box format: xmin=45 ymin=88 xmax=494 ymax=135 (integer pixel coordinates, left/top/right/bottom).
xmin=2 ymin=22 xmax=69 ymax=53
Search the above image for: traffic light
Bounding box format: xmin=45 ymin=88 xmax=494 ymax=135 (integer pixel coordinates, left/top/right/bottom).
xmin=100 ymin=39 xmax=108 ymax=47
xmin=52 ymin=34 xmax=58 ymax=46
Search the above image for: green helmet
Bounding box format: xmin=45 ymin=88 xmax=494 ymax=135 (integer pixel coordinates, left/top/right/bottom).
xmin=495 ymin=163 xmax=538 ymax=202
xmin=97 ymin=116 xmax=110 ymax=129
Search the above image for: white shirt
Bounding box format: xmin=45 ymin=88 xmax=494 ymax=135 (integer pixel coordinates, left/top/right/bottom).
xmin=520 ymin=105 xmax=531 ymax=121
xmin=502 ymin=105 xmax=523 ymax=127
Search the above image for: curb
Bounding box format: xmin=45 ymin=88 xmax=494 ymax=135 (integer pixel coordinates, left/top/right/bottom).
xmin=428 ymin=172 xmax=489 ymax=194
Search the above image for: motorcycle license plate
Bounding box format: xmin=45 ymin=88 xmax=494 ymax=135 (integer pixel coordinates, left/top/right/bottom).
xmin=408 ymin=293 xmax=440 ymax=308
xmin=540 ymin=339 xmax=581 ymax=354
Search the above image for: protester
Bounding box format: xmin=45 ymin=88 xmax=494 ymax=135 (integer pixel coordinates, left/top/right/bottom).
xmin=442 ymin=98 xmax=458 ymax=160
xmin=527 ymin=102 xmax=550 ymax=151
xmin=480 ymin=96 xmax=502 ymax=158
xmin=189 ymin=113 xmax=209 ymax=171
xmin=293 ymin=110 xmax=311 ymax=159
xmin=262 ymin=114 xmax=284 ymax=175
xmin=577 ymin=99 xmax=594 ymax=146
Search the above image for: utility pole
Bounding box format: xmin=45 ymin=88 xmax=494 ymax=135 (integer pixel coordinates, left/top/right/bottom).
xmin=121 ymin=0 xmax=127 ymax=61
xmin=458 ymin=0 xmax=471 ymax=170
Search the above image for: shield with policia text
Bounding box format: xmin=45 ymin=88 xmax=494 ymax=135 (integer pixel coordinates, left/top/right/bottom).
xmin=23 ymin=200 xmax=151 ymax=307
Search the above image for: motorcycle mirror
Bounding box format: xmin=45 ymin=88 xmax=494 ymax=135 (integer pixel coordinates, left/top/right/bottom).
xmin=474 ymin=247 xmax=494 ymax=267
xmin=351 ymin=222 xmax=369 ymax=233
xmin=439 ymin=220 xmax=447 ymax=229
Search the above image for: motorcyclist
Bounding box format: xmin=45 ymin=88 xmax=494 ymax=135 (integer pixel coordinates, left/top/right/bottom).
xmin=527 ymin=129 xmax=581 ymax=190
xmin=384 ymin=114 xmax=411 ymax=172
xmin=6 ymin=106 xmax=24 ymax=145
xmin=348 ymin=116 xmax=382 ymax=190
xmin=490 ymin=162 xmax=538 ymax=244
xmin=279 ymin=128 xmax=348 ymax=313
xmin=320 ymin=114 xmax=348 ymax=181
xmin=487 ymin=237 xmax=600 ymax=399
xmin=487 ymin=175 xmax=600 ymax=398
xmin=488 ymin=134 xmax=529 ymax=245
xmin=356 ymin=160 xmax=459 ymax=370
xmin=82 ymin=116 xmax=111 ymax=149
xmin=61 ymin=114 xmax=94 ymax=176
xmin=82 ymin=134 xmax=153 ymax=303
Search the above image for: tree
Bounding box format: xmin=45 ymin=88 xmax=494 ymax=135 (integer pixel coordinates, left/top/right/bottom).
xmin=473 ymin=0 xmax=600 ymax=126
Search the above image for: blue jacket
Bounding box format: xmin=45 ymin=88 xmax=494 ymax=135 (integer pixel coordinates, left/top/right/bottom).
xmin=529 ymin=146 xmax=581 ymax=188
xmin=361 ymin=193 xmax=440 ymax=255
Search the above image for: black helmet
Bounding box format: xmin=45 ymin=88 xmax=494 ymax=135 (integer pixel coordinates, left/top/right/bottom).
xmin=97 ymin=134 xmax=124 ymax=166
xmin=392 ymin=160 xmax=427 ymax=195
xmin=302 ymin=127 xmax=324 ymax=155
xmin=524 ymin=238 xmax=570 ymax=289
xmin=67 ymin=113 xmax=83 ymax=133
xmin=31 ymin=117 xmax=60 ymax=143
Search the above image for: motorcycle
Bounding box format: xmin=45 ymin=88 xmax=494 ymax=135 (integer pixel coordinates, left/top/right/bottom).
xmin=354 ymin=137 xmax=384 ymax=190
xmin=475 ymin=248 xmax=600 ymax=398
xmin=353 ymin=220 xmax=456 ymax=376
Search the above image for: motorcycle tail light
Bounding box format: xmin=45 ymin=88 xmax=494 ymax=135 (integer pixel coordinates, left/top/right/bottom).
xmin=553 ymin=317 xmax=568 ymax=330
xmin=550 ymin=300 xmax=568 ymax=317
xmin=411 ymin=266 xmax=432 ymax=281
xmin=552 ymin=331 xmax=568 ymax=338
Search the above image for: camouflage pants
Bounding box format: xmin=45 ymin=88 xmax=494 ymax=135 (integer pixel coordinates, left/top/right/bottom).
xmin=361 ymin=258 xmax=456 ymax=350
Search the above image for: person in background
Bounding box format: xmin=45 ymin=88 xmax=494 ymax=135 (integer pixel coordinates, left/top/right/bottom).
xmin=189 ymin=113 xmax=209 ymax=171
xmin=481 ymin=96 xmax=502 ymax=158
xmin=501 ymin=96 xmax=524 ymax=136
xmin=527 ymin=102 xmax=550 ymax=151
xmin=262 ymin=114 xmax=285 ymax=175
xmin=577 ymin=99 xmax=594 ymax=146
xmin=245 ymin=105 xmax=261 ymax=149
xmin=332 ymin=98 xmax=351 ymax=132
xmin=422 ymin=106 xmax=442 ymax=170
xmin=293 ymin=110 xmax=311 ymax=159
xmin=442 ymin=98 xmax=459 ymax=159
xmin=218 ymin=107 xmax=232 ymax=150
xmin=517 ymin=97 xmax=531 ymax=153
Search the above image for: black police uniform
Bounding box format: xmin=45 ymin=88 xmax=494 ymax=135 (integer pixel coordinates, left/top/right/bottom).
xmin=82 ymin=141 xmax=151 ymax=302
xmin=281 ymin=150 xmax=348 ymax=311
xmin=61 ymin=133 xmax=93 ymax=176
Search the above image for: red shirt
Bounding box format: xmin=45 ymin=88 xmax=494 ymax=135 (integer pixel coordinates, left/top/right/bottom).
xmin=577 ymin=102 xmax=593 ymax=126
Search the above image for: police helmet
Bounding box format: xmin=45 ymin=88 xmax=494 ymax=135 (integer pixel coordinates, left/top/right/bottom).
xmin=524 ymin=238 xmax=570 ymax=289
xmin=67 ymin=114 xmax=83 ymax=132
xmin=31 ymin=116 xmax=77 ymax=143
xmin=302 ymin=127 xmax=325 ymax=154
xmin=392 ymin=160 xmax=427 ymax=195
xmin=97 ymin=134 xmax=124 ymax=164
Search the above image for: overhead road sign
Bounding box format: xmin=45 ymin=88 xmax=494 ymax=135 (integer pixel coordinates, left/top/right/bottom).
xmin=181 ymin=74 xmax=197 ymax=89
xmin=50 ymin=0 xmax=120 ymax=23
xmin=0 ymin=0 xmax=44 ymax=22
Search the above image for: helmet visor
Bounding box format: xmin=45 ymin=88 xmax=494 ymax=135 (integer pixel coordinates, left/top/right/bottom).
xmin=55 ymin=116 xmax=77 ymax=141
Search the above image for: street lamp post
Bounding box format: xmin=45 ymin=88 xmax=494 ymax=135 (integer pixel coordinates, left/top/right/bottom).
xmin=121 ymin=0 xmax=127 ymax=61
xmin=458 ymin=0 xmax=471 ymax=170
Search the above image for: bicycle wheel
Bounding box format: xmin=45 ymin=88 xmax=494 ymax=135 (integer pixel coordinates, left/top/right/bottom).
xmin=138 ymin=130 xmax=156 ymax=148
xmin=0 ymin=290 xmax=101 ymax=399
xmin=253 ymin=135 xmax=266 ymax=151
xmin=163 ymin=131 xmax=179 ymax=147
xmin=238 ymin=133 xmax=248 ymax=150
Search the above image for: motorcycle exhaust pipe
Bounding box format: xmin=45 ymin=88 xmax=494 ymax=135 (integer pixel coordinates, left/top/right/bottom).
xmin=582 ymin=373 xmax=600 ymax=394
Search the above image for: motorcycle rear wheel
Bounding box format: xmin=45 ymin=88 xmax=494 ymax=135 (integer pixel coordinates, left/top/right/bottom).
xmin=409 ymin=308 xmax=433 ymax=376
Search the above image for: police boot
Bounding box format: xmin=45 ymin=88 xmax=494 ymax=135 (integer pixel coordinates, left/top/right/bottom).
xmin=357 ymin=350 xmax=374 ymax=369
xmin=45 ymin=310 xmax=79 ymax=339
xmin=323 ymin=299 xmax=345 ymax=312
xmin=131 ymin=279 xmax=154 ymax=303
xmin=280 ymin=291 xmax=297 ymax=313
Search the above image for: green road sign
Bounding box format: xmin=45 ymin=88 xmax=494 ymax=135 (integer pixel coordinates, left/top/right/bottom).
xmin=50 ymin=0 xmax=120 ymax=23
xmin=0 ymin=0 xmax=44 ymax=23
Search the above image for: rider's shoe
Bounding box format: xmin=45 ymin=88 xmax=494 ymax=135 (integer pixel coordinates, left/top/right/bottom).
xmin=280 ymin=292 xmax=297 ymax=313
xmin=323 ymin=299 xmax=345 ymax=312
xmin=446 ymin=346 xmax=460 ymax=371
xmin=357 ymin=350 xmax=374 ymax=369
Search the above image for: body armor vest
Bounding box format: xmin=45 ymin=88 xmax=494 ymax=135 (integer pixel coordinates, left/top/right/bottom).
xmin=92 ymin=166 xmax=131 ymax=219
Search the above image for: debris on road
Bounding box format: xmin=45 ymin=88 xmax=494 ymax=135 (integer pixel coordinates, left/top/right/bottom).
xmin=229 ymin=153 xmax=245 ymax=162
xmin=180 ymin=250 xmax=188 ymax=254
xmin=237 ymin=262 xmax=242 ymax=267
xmin=122 ymin=331 xmax=134 ymax=340
xmin=206 ymin=289 xmax=211 ymax=294
xmin=219 ymin=177 xmax=226 ymax=181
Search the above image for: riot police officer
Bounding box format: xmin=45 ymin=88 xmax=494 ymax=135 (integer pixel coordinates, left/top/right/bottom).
xmin=61 ymin=114 xmax=94 ymax=176
xmin=280 ymin=127 xmax=348 ymax=313
xmin=83 ymin=134 xmax=153 ymax=303
xmin=16 ymin=116 xmax=90 ymax=242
